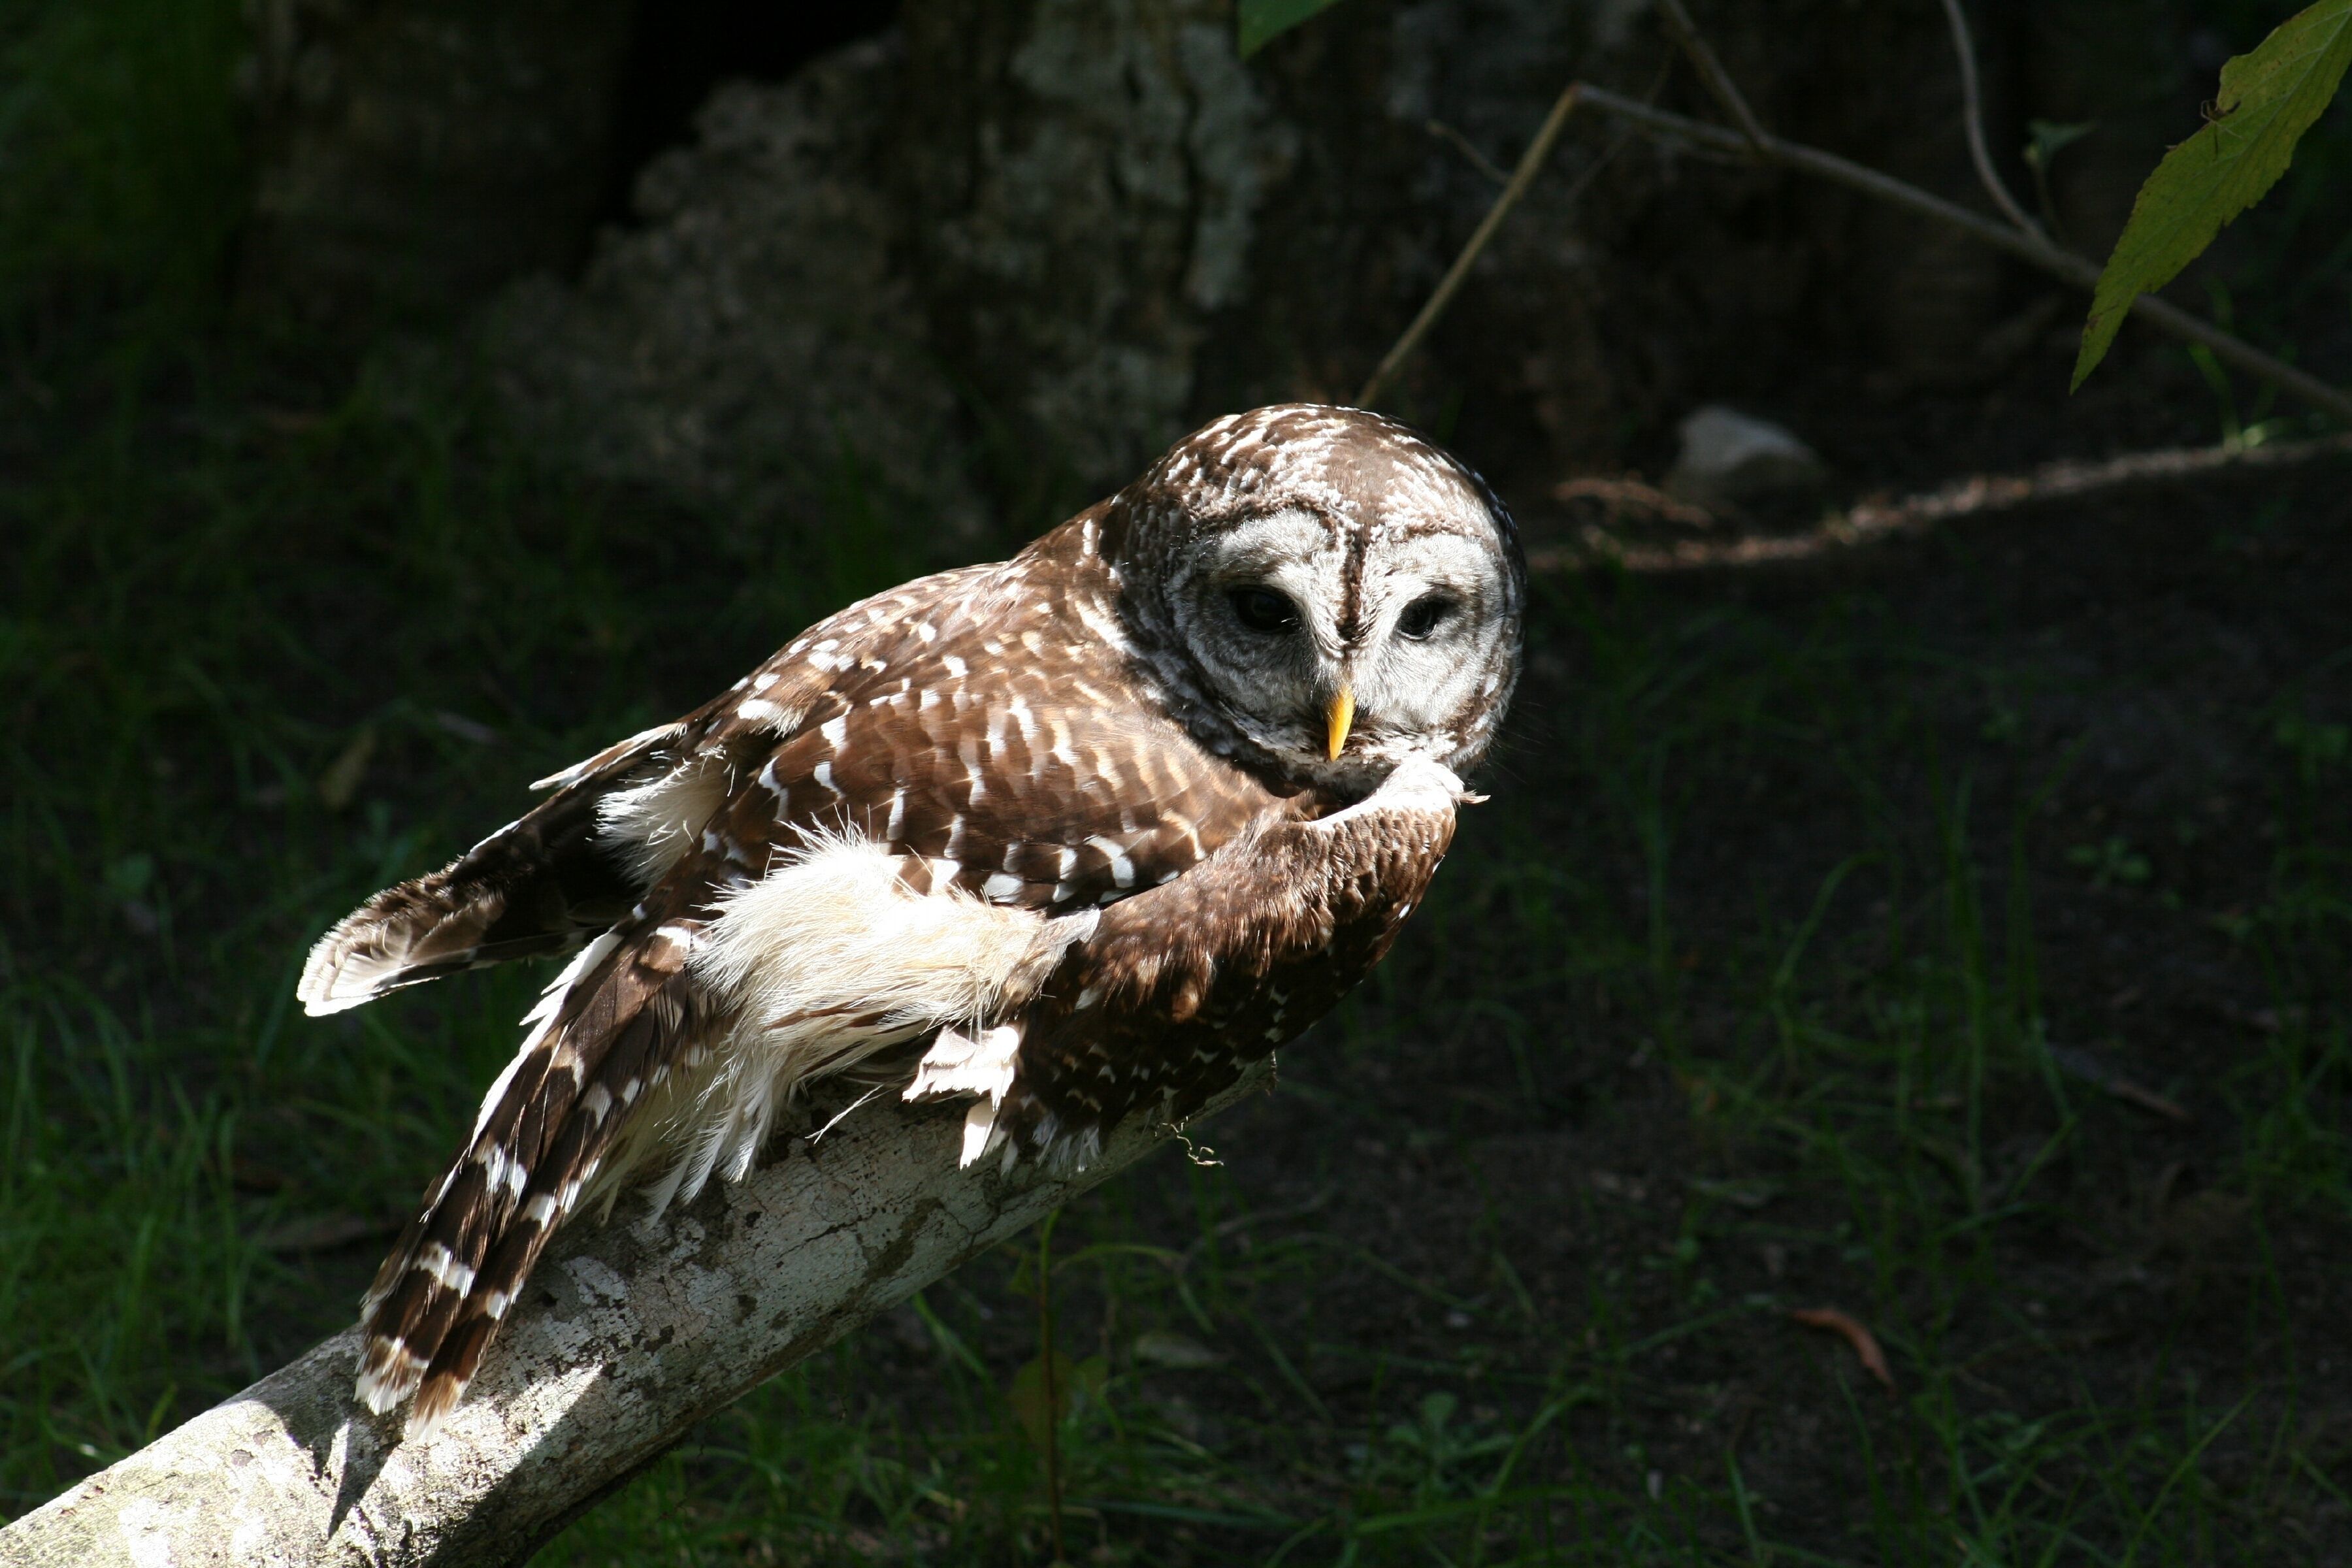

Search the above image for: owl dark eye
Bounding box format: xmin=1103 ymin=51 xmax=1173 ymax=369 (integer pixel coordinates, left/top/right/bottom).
xmin=1228 ymin=585 xmax=1301 ymax=634
xmin=1396 ymin=594 xmax=1456 ymax=640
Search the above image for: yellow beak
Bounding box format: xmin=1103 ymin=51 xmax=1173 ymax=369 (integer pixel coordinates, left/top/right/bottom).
xmin=1325 ymin=686 xmax=1355 ymax=760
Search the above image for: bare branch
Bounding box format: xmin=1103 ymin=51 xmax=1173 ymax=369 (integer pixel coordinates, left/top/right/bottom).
xmin=1572 ymin=86 xmax=2352 ymax=429
xmin=0 ymin=1066 xmax=1273 ymax=1568
xmin=1356 ymin=80 xmax=1583 ymax=408
xmin=1356 ymin=5 xmax=2344 ymax=431
xmin=1939 ymin=0 xmax=2046 ymax=237
xmin=1652 ymin=0 xmax=1771 ymax=150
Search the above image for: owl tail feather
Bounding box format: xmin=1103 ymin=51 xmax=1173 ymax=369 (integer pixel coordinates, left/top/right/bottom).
xmin=355 ymin=920 xmax=704 ymax=1439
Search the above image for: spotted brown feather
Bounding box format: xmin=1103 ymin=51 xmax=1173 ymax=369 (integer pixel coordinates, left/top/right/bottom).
xmin=990 ymin=758 xmax=1464 ymax=1162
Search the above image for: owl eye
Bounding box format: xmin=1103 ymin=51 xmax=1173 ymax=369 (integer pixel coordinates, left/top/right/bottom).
xmin=1228 ymin=585 xmax=1301 ymax=634
xmin=1396 ymin=594 xmax=1456 ymax=640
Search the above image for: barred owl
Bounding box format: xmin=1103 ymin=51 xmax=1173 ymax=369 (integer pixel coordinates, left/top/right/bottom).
xmin=299 ymin=404 xmax=1525 ymax=1435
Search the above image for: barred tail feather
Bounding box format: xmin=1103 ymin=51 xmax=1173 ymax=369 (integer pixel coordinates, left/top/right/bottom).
xmin=353 ymin=919 xmax=706 ymax=1438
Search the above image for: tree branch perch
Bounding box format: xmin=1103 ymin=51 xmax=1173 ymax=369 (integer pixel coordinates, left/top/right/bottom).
xmin=0 ymin=1066 xmax=1273 ymax=1568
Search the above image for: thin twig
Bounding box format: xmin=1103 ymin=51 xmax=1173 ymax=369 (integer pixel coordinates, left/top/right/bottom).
xmin=1653 ymin=0 xmax=1770 ymax=150
xmin=1571 ymin=86 xmax=2352 ymax=428
xmin=1426 ymin=118 xmax=1509 ymax=186
xmin=1355 ymin=80 xmax=1583 ymax=408
xmin=1360 ymin=59 xmax=1658 ymax=407
xmin=1939 ymin=0 xmax=2045 ymax=237
xmin=1357 ymin=8 xmax=2346 ymax=426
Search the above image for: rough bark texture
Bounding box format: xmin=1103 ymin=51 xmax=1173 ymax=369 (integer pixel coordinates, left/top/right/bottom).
xmin=238 ymin=1 xmax=2185 ymax=511
xmin=472 ymin=1 xmax=2183 ymax=518
xmin=0 ymin=1066 xmax=1269 ymax=1568
xmin=482 ymin=39 xmax=990 ymax=546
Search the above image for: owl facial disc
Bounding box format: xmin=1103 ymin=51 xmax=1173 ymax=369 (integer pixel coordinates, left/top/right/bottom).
xmin=1112 ymin=404 xmax=1526 ymax=790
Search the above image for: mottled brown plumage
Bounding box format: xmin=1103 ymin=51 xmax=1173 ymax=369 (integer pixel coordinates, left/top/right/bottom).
xmin=989 ymin=759 xmax=1463 ymax=1157
xmin=301 ymin=404 xmax=1522 ymax=1435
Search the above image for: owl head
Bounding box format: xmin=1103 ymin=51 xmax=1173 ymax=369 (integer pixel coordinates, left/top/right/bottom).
xmin=1109 ymin=404 xmax=1524 ymax=789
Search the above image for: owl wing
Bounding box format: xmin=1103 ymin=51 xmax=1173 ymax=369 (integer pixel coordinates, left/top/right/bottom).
xmin=291 ymin=721 xmax=664 ymax=1014
xmin=294 ymin=563 xmax=1003 ymax=1015
xmin=911 ymin=757 xmax=1466 ymax=1169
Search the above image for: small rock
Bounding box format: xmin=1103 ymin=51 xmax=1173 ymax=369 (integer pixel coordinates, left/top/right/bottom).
xmin=1666 ymin=405 xmax=1826 ymax=505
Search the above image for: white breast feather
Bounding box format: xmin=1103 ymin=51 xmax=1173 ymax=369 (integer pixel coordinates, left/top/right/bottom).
xmin=617 ymin=832 xmax=1055 ymax=1215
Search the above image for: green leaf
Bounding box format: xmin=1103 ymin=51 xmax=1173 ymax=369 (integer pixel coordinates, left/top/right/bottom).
xmin=1237 ymin=0 xmax=1348 ymax=58
xmin=2073 ymin=0 xmax=2352 ymax=388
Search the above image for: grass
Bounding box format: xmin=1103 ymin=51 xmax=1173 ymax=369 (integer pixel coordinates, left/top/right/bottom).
xmin=0 ymin=0 xmax=245 ymax=343
xmin=3 ymin=3 xmax=2350 ymax=1563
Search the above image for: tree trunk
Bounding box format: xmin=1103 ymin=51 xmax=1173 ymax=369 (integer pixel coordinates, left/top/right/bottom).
xmin=0 ymin=1067 xmax=1269 ymax=1568
xmin=240 ymin=3 xmax=2186 ymax=500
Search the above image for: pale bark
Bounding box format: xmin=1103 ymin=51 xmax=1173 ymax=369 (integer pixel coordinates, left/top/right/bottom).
xmin=0 ymin=1068 xmax=1269 ymax=1568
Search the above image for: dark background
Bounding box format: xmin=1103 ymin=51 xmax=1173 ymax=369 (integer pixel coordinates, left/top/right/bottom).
xmin=3 ymin=1 xmax=2349 ymax=1560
